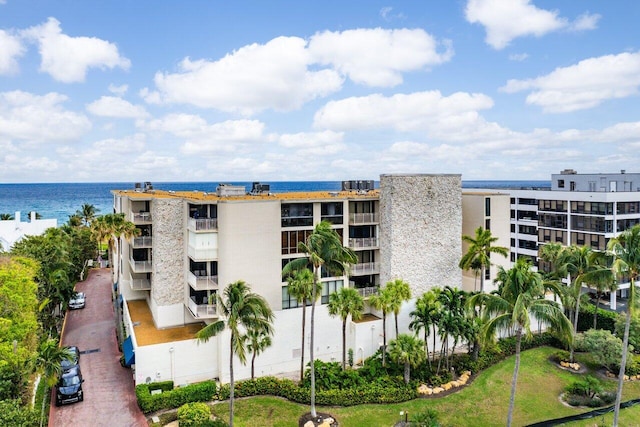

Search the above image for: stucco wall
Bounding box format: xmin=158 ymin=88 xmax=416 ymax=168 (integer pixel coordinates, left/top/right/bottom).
xmin=379 ymin=174 xmax=462 ymax=296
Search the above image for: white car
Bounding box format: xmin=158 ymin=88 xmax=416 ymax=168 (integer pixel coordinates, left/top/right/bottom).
xmin=69 ymin=292 xmax=86 ymax=310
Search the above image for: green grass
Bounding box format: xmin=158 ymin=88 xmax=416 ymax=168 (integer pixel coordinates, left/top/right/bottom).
xmin=205 ymin=347 xmax=640 ymax=427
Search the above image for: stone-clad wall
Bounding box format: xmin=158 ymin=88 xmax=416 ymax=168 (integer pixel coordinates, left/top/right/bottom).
xmin=380 ymin=174 xmax=462 ymax=296
xmin=151 ymin=198 xmax=185 ymax=305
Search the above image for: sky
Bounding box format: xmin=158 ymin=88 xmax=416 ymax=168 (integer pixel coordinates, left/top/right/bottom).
xmin=0 ymin=0 xmax=639 ymax=183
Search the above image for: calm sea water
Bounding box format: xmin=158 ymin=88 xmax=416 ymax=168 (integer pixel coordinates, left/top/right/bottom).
xmin=0 ymin=180 xmax=550 ymax=226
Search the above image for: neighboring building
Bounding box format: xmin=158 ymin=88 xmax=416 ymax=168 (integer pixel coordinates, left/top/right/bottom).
xmin=112 ymin=174 xmax=462 ymax=385
xmin=460 ymin=192 xmax=511 ymax=293
xmin=0 ymin=211 xmax=57 ymax=251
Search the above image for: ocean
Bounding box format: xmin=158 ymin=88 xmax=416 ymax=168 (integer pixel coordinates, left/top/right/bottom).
xmin=0 ymin=180 xmax=550 ymax=226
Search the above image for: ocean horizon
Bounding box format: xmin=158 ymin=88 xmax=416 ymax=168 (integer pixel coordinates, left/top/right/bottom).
xmin=0 ymin=180 xmax=550 ymax=226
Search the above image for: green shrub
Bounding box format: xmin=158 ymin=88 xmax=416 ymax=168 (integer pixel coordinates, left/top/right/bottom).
xmin=302 ymin=360 xmax=365 ymax=390
xmin=135 ymin=380 xmax=217 ymax=414
xmin=564 ymin=376 xmax=601 ymax=398
xmin=553 ymin=350 xmax=571 ymax=363
xmin=578 ymin=303 xmax=617 ymax=333
xmin=575 ymin=329 xmax=623 ymax=372
xmin=615 ymin=314 xmax=640 ymax=352
xmin=412 ymin=409 xmax=441 ymax=427
xmin=177 ymin=402 xmax=211 ymax=427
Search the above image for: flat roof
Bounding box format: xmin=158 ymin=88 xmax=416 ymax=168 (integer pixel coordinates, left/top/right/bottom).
xmin=112 ymin=188 xmax=380 ymax=202
xmin=127 ymin=299 xmax=204 ymax=346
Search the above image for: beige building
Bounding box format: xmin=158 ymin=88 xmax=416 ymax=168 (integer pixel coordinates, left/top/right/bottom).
xmin=112 ymin=175 xmax=464 ymax=385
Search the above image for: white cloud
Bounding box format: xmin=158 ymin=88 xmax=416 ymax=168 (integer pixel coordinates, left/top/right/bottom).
xmin=92 ymin=133 xmax=146 ymax=153
xmin=0 ymin=30 xmax=25 ymax=75
xmin=501 ymin=52 xmax=640 ymax=112
xmin=465 ymin=0 xmax=597 ymax=49
xmin=22 ymin=17 xmax=130 ymax=83
xmin=308 ymin=28 xmax=453 ymax=87
xmin=0 ymin=90 xmax=91 ymax=142
xmin=278 ymin=130 xmax=345 ymax=156
xmin=108 ymin=84 xmax=128 ymax=96
xmin=509 ymin=53 xmax=529 ymax=61
xmin=313 ymin=90 xmax=494 ymax=135
xmin=152 ymin=36 xmax=343 ymax=115
xmin=86 ymin=96 xmax=149 ymax=119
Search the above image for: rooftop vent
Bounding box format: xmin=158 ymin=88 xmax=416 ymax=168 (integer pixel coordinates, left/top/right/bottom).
xmin=560 ymin=169 xmax=577 ymax=175
xmin=250 ymin=182 xmax=270 ymax=195
xmin=134 ymin=182 xmax=142 ymax=192
xmin=144 ymin=182 xmax=153 ymax=191
xmin=216 ymin=183 xmax=246 ymax=197
xmin=341 ymin=180 xmax=374 ymax=191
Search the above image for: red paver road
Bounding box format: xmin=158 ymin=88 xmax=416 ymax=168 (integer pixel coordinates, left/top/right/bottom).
xmin=49 ymin=268 xmax=147 ymax=427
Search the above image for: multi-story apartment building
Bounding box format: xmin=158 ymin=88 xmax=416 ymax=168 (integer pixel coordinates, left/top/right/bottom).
xmin=112 ymin=174 xmax=462 ymax=385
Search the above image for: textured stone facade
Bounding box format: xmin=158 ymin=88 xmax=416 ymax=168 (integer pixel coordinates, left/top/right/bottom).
xmin=380 ymin=174 xmax=462 ymax=296
xmin=151 ymin=198 xmax=185 ymax=305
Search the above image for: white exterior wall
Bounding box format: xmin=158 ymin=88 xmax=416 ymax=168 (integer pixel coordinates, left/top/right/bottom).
xmin=0 ymin=211 xmax=57 ymax=251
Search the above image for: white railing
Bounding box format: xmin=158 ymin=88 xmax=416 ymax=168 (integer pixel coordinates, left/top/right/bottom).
xmin=188 ymin=218 xmax=218 ymax=231
xmin=130 ymin=277 xmax=151 ymax=291
xmin=348 ymin=237 xmax=379 ymax=249
xmin=356 ymin=286 xmax=379 ymax=297
xmin=351 ymin=262 xmax=380 ymax=275
xmin=131 ymin=212 xmax=152 ymax=223
xmin=129 ymin=258 xmax=152 ymax=273
xmin=131 ymin=236 xmax=153 ymax=248
xmin=187 ymin=271 xmax=219 ymax=290
xmin=349 ymin=213 xmax=379 ymax=224
xmin=187 ymin=245 xmax=217 ymax=261
xmin=186 ymin=296 xmax=217 ymax=318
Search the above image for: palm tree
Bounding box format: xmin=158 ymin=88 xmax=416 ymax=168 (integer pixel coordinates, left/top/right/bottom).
xmin=76 ymin=203 xmax=99 ymax=226
xmin=0 ymin=213 xmax=14 ymax=220
xmin=388 ymin=334 xmax=426 ymax=384
xmin=437 ymin=286 xmax=467 ymax=372
xmin=409 ymin=290 xmax=441 ymax=369
xmin=285 ymin=268 xmax=319 ymax=381
xmin=469 ymin=258 xmax=572 ymax=427
xmin=369 ymin=287 xmax=393 ymax=367
xmin=386 ymin=279 xmax=412 ymax=338
xmin=244 ymin=326 xmax=273 ymax=379
xmin=459 ymin=226 xmax=508 ymax=292
xmin=196 ymin=280 xmax=273 ymax=427
xmin=91 ymin=213 xmax=139 ymax=279
xmin=608 ymin=225 xmax=640 ymax=426
xmin=281 ymin=221 xmax=356 ymax=419
xmin=34 ymin=340 xmax=73 ymax=427
xmin=328 ymin=287 xmax=364 ymax=369
xmin=538 ymin=242 xmax=566 ymax=281
xmin=587 ymin=251 xmax=617 ymax=329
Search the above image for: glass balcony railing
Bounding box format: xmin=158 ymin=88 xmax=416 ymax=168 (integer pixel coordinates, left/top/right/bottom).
xmin=186 ymin=296 xmax=217 ymax=319
xmin=349 ymin=213 xmax=379 ymax=224
xmin=351 ymin=262 xmax=380 ymax=275
xmin=129 ymin=258 xmax=152 ymax=273
xmin=187 ymin=271 xmax=219 ymax=290
xmin=188 ymin=218 xmax=218 ymax=231
xmin=348 ymin=237 xmax=379 ymax=249
xmin=131 ymin=212 xmax=152 ymax=223
xmin=131 ymin=236 xmax=153 ymax=248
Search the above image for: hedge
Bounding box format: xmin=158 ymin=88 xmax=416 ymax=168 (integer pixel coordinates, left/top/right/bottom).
xmin=136 ymin=380 xmax=217 ymax=414
xmin=577 ymin=303 xmax=617 ymax=333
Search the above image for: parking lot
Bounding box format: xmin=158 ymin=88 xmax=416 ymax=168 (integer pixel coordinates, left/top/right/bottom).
xmin=48 ymin=268 xmax=147 ymax=427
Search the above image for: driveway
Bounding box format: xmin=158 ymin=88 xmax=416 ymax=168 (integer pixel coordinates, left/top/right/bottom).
xmin=49 ymin=268 xmax=147 ymax=427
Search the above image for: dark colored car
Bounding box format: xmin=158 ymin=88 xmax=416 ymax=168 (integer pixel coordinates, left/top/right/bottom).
xmin=55 ymin=366 xmax=84 ymax=406
xmin=60 ymin=346 xmax=80 ymax=372
xmin=69 ymin=292 xmax=86 ymax=309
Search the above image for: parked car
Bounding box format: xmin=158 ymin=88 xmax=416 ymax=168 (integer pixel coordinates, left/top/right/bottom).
xmin=55 ymin=366 xmax=84 ymax=406
xmin=60 ymin=346 xmax=80 ymax=372
xmin=69 ymin=292 xmax=86 ymax=309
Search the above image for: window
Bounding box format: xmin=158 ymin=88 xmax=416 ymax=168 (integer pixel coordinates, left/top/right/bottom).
xmin=485 ymin=197 xmax=491 ymax=216
xmin=321 ymin=202 xmax=343 ymax=224
xmin=510 ymin=224 xmax=516 ymax=233
xmin=281 ymin=203 xmax=313 ymax=227
xmin=558 ymin=180 xmax=565 ymax=188
xmin=282 ymin=286 xmax=299 ymax=309
xmin=281 ymin=230 xmax=313 ymax=254
xmin=570 ymin=181 xmax=576 ymax=191
xmin=321 ymin=280 xmax=343 ymax=304
xmin=485 ymin=219 xmax=491 ymax=230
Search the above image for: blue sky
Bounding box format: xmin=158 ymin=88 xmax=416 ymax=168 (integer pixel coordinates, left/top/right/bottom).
xmin=0 ymin=0 xmax=639 ymax=183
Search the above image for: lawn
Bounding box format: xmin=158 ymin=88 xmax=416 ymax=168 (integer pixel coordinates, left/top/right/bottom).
xmin=208 ymin=347 xmax=640 ymax=427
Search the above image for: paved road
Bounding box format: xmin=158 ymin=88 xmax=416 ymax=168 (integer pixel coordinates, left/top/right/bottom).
xmin=49 ymin=268 xmax=147 ymax=427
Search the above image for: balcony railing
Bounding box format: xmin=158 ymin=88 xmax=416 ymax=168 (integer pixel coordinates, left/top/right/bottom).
xmin=356 ymin=286 xmax=378 ymax=298
xmin=131 ymin=236 xmax=153 ymax=248
xmin=187 ymin=245 xmax=218 ymax=261
xmin=129 ymin=257 xmax=152 ymax=273
xmin=186 ymin=296 xmax=217 ymax=319
xmin=131 ymin=212 xmax=152 ymax=224
xmin=349 ymin=212 xmax=379 ymax=224
xmin=351 ymin=262 xmax=380 ymax=275
xmin=187 ymin=271 xmax=219 ymax=291
xmin=348 ymin=237 xmax=379 ymax=249
xmin=188 ymin=218 xmax=218 ymax=232
xmin=124 ymin=274 xmax=151 ymax=291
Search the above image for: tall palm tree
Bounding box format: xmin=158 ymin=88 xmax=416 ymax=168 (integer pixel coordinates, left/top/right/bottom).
xmin=409 ymin=290 xmax=441 ymax=369
xmin=244 ymin=326 xmax=273 ymax=380
xmin=469 ymin=258 xmax=572 ymax=427
xmin=386 ymin=279 xmax=412 ymax=338
xmin=388 ymin=334 xmax=426 ymax=384
xmin=76 ymin=203 xmax=99 ymax=226
xmin=0 ymin=213 xmax=14 ymax=220
xmin=369 ymin=287 xmax=393 ymax=367
xmin=91 ymin=213 xmax=139 ymax=279
xmin=459 ymin=226 xmax=508 ymax=292
xmin=34 ymin=340 xmax=73 ymax=427
xmin=285 ymin=268 xmax=319 ymax=381
xmin=586 ymin=251 xmax=617 ymax=329
xmin=328 ymin=287 xmax=364 ymax=370
xmin=608 ymin=224 xmax=640 ymax=426
xmin=281 ymin=221 xmax=356 ymax=419
xmin=437 ymin=286 xmax=467 ymax=372
xmin=538 ymin=242 xmax=566 ymax=281
xmin=196 ymin=280 xmax=273 ymax=427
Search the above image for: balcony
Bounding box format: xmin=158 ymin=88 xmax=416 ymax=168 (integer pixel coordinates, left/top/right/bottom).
xmin=129 ymin=257 xmax=152 ymax=273
xmin=187 ymin=271 xmax=219 ymax=291
xmin=186 ymin=296 xmax=217 ymax=319
xmin=188 ymin=218 xmax=218 ymax=232
xmin=351 ymin=262 xmax=380 ymax=276
xmin=131 ymin=236 xmax=153 ymax=248
xmin=349 ymin=213 xmax=379 ymax=224
xmin=355 ymin=286 xmax=378 ymax=298
xmin=131 ymin=212 xmax=152 ymax=224
xmin=123 ymin=274 xmax=151 ymax=291
xmin=348 ymin=237 xmax=379 ymax=250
